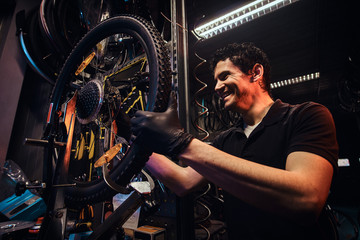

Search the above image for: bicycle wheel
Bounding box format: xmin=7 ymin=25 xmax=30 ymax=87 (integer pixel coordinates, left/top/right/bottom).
xmin=46 ymin=14 xmax=172 ymax=207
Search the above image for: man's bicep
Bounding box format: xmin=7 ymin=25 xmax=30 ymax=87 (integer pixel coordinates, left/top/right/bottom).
xmin=285 ymin=151 xmax=334 ymax=197
xmin=288 ymin=104 xmax=338 ymax=171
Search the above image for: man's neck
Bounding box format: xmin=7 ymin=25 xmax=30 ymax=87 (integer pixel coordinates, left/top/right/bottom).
xmin=242 ymin=95 xmax=274 ymax=126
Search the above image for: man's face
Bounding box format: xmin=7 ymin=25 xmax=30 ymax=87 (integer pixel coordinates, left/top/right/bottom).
xmin=214 ymin=59 xmax=254 ymax=113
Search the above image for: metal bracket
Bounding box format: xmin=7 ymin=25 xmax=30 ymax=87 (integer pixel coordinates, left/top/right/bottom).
xmin=24 ymin=138 xmax=66 ymax=148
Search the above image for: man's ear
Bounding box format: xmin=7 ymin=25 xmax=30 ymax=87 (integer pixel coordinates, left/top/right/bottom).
xmin=251 ymin=63 xmax=264 ymax=82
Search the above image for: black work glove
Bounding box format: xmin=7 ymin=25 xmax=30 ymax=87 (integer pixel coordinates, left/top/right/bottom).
xmin=130 ymin=92 xmax=194 ymax=158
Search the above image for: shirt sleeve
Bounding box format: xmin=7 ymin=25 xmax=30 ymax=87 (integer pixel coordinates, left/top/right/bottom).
xmin=287 ymin=103 xmax=339 ymax=172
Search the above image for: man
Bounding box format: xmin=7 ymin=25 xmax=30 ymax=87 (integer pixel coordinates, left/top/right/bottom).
xmin=131 ymin=42 xmax=338 ymax=239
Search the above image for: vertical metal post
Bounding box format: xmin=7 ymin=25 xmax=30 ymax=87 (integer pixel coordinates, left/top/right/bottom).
xmin=170 ymin=0 xmax=190 ymax=132
xmin=170 ymin=0 xmax=194 ymax=239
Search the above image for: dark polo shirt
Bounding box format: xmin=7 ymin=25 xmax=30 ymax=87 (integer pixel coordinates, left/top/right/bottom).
xmin=212 ymin=99 xmax=338 ymax=240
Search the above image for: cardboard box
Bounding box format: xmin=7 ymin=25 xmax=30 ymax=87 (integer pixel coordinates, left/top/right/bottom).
xmin=134 ymin=225 xmax=165 ymax=240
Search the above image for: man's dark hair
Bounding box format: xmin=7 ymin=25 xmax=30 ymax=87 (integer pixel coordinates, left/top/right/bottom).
xmin=210 ymin=42 xmax=271 ymax=93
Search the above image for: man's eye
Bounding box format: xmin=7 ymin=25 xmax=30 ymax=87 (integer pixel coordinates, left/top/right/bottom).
xmin=220 ymin=74 xmax=229 ymax=81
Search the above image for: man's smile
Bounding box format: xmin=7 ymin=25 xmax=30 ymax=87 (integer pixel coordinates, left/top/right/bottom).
xmin=219 ymin=90 xmax=231 ymax=101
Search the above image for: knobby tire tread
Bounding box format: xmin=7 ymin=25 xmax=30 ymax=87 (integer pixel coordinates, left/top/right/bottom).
xmin=49 ymin=15 xmax=171 ymax=207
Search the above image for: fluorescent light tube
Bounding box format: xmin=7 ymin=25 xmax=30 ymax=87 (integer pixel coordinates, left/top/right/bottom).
xmin=270 ymin=72 xmax=320 ymax=89
xmin=194 ymin=0 xmax=299 ymax=39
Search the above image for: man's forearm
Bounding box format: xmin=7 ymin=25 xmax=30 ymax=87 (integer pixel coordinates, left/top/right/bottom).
xmin=178 ymin=138 xmax=333 ymax=224
xmin=146 ymin=153 xmax=205 ymax=196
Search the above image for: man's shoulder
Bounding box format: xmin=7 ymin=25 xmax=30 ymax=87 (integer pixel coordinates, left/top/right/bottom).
xmin=287 ymin=101 xmax=331 ymax=119
xmin=276 ymin=99 xmax=324 ymax=111
xmin=265 ymin=99 xmax=332 ymax=127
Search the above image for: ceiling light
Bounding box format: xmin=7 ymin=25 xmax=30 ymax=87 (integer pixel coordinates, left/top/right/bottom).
xmin=270 ymin=72 xmax=320 ymax=89
xmin=194 ymin=0 xmax=299 ymax=39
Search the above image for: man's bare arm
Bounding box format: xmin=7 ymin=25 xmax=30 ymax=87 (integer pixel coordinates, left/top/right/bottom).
xmin=178 ymin=138 xmax=333 ymax=224
xmin=146 ymin=153 xmax=206 ymax=196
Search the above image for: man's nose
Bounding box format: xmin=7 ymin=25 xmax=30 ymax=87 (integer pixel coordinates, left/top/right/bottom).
xmin=214 ymin=80 xmax=224 ymax=92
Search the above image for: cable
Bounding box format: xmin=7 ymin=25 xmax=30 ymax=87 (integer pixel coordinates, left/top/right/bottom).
xmin=195 ymin=183 xmax=211 ymax=201
xmin=194 ymin=184 xmax=212 ymax=224
xmin=191 ymin=22 xmax=210 ymax=141
xmin=160 ymin=12 xmax=187 ymax=32
xmin=195 ymin=201 xmax=212 ymax=224
xmin=197 ymin=223 xmax=211 ymax=240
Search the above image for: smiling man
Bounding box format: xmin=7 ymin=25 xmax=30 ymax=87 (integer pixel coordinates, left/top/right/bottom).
xmin=131 ymin=42 xmax=338 ymax=239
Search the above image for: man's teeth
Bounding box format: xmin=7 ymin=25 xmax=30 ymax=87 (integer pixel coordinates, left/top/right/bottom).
xmin=223 ymin=93 xmax=230 ymax=99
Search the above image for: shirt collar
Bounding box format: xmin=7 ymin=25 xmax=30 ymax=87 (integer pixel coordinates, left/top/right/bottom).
xmin=262 ymin=99 xmax=290 ymax=126
xmin=234 ymin=99 xmax=289 ymax=130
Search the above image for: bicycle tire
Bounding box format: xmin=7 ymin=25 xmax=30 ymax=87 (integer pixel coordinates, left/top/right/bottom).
xmin=17 ymin=9 xmax=59 ymax=84
xmin=47 ymin=14 xmax=171 ymax=207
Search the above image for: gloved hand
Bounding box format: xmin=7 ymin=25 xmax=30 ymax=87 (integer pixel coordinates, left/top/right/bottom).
xmin=131 ymin=92 xmax=194 ymax=158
